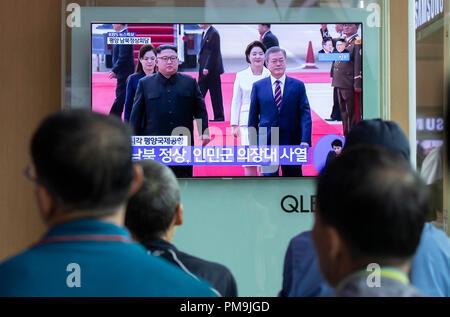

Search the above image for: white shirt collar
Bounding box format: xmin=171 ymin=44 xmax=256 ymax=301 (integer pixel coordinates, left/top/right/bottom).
xmin=347 ymin=33 xmax=358 ymax=42
xmin=270 ymin=74 xmax=286 ymax=86
xmin=203 ymin=26 xmax=212 ymax=37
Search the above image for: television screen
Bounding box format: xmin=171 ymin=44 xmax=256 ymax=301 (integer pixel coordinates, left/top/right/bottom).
xmin=91 ymin=23 xmax=363 ymax=178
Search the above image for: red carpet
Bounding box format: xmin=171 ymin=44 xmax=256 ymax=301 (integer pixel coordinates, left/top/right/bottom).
xmin=92 ymin=72 xmax=341 ymax=176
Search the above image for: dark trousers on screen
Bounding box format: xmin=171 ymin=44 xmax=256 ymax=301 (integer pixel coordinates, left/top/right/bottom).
xmin=263 ymin=165 xmax=303 ymax=177
xmin=198 ymin=73 xmax=224 ymax=120
xmin=170 ymin=166 xmax=193 ymax=178
xmin=337 ymin=88 xmax=356 ymax=137
xmin=331 ymin=87 xmax=341 ymax=121
xmin=110 ymin=77 xmax=127 ymax=117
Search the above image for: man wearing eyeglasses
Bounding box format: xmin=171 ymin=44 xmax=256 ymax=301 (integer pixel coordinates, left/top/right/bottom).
xmin=0 ymin=110 xmax=217 ymax=297
xmin=130 ymin=45 xmax=210 ymax=178
xmin=248 ymin=46 xmax=312 ymax=177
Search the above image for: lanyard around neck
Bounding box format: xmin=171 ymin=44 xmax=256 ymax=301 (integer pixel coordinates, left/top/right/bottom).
xmin=34 ymin=234 xmax=131 ymax=247
xmin=336 ymin=267 xmax=410 ymax=292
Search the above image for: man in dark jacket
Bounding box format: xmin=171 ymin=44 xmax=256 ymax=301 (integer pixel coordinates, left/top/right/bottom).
xmin=125 ymin=159 xmax=238 ymax=297
xmin=258 ymin=24 xmax=279 ymax=50
xmin=130 ymin=45 xmax=210 ymax=177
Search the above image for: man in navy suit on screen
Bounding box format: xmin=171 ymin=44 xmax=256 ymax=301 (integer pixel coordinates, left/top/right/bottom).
xmin=248 ymin=47 xmax=312 ymax=177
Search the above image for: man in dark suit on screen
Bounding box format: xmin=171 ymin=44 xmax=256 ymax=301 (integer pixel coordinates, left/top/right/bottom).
xmin=109 ymin=24 xmax=135 ymax=117
xmin=198 ymin=24 xmax=225 ymax=122
xmin=248 ymin=47 xmax=312 ymax=177
xmin=130 ymin=45 xmax=210 ymax=178
xmin=258 ymin=24 xmax=279 ymax=50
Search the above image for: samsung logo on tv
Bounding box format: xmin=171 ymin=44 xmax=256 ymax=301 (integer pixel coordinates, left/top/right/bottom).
xmin=416 ymin=117 xmax=444 ymax=132
xmin=415 ymin=0 xmax=444 ymax=30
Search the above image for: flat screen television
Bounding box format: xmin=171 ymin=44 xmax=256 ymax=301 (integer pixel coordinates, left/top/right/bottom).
xmin=91 ymin=23 xmax=363 ymax=178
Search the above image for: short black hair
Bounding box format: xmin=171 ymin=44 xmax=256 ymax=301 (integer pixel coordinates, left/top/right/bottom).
xmin=156 ymin=44 xmax=177 ymax=55
xmin=125 ymin=160 xmax=180 ymax=241
xmin=322 ymin=37 xmax=332 ymax=46
xmin=344 ymin=119 xmax=410 ymax=161
xmin=31 ymin=110 xmax=134 ymax=214
xmin=331 ymin=139 xmax=342 ymax=148
xmin=317 ymin=146 xmax=428 ymax=264
xmin=261 ymin=24 xmax=271 ymax=28
xmin=245 ymin=40 xmax=267 ymax=63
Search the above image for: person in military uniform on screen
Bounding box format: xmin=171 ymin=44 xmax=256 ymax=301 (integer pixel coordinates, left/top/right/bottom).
xmin=332 ymin=24 xmax=362 ymax=137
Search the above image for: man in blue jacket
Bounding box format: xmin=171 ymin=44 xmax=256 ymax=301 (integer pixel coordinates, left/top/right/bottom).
xmin=248 ymin=46 xmax=312 ymax=176
xmin=280 ymin=119 xmax=450 ymax=297
xmin=0 ymin=110 xmax=216 ymax=297
xmin=313 ymin=146 xmax=426 ymax=296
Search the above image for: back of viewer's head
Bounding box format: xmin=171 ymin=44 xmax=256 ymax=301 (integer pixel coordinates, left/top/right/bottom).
xmin=31 ymin=110 xmax=134 ymax=214
xmin=125 ymin=160 xmax=180 ymax=241
xmin=316 ymin=146 xmax=428 ymax=269
xmin=344 ymin=119 xmax=410 ymax=161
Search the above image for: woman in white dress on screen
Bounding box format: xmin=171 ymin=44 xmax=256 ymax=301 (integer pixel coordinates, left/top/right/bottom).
xmin=230 ymin=41 xmax=271 ymax=176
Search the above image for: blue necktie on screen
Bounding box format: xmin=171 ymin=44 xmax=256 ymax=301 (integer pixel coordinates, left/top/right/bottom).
xmin=274 ymin=80 xmax=282 ymax=111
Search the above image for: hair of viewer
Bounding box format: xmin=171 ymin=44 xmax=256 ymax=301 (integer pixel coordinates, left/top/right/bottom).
xmin=125 ymin=160 xmax=180 ymax=241
xmin=317 ymin=146 xmax=429 ymax=264
xmin=31 ymin=109 xmax=134 ymax=214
